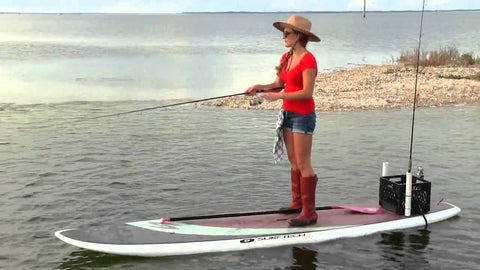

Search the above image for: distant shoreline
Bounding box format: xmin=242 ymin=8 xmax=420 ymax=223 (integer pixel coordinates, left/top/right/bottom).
xmin=1 ymin=10 xmax=479 ymax=15
xmin=180 ymin=9 xmax=480 ymax=14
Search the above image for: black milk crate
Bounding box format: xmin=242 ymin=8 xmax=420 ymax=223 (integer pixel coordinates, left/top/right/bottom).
xmin=379 ymin=174 xmax=431 ymax=215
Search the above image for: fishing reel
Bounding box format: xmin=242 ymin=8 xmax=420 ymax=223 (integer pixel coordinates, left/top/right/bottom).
xmin=249 ymin=96 xmax=264 ymax=106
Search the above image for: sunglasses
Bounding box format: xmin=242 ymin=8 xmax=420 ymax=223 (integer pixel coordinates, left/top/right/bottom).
xmin=283 ymin=30 xmax=296 ymax=38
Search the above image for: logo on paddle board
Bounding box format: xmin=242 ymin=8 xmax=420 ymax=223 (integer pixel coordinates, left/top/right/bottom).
xmin=240 ymin=233 xmax=306 ymax=244
xmin=240 ymin=238 xmax=255 ymax=243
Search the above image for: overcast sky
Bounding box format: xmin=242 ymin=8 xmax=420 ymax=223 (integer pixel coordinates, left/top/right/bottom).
xmin=1 ymin=0 xmax=480 ymax=13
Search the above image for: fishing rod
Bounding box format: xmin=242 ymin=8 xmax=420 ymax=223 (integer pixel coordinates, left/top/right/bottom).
xmin=408 ymin=0 xmax=426 ymax=174
xmin=363 ymin=0 xmax=366 ymax=18
xmin=72 ymin=86 xmax=284 ymax=123
xmin=405 ymin=0 xmax=426 ymax=217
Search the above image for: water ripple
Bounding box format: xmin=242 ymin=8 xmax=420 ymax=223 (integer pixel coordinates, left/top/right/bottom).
xmin=0 ymin=101 xmax=478 ymax=269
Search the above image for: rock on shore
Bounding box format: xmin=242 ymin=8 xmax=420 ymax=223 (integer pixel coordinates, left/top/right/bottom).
xmin=203 ymin=64 xmax=480 ymax=111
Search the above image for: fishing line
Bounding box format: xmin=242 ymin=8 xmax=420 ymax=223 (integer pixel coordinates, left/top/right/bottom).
xmin=62 ymin=86 xmax=283 ymax=124
xmin=408 ymin=0 xmax=426 ymax=173
xmin=88 ymin=93 xmax=245 ymax=121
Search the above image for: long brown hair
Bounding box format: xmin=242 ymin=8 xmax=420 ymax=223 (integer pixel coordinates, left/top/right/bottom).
xmin=275 ymin=32 xmax=310 ymax=75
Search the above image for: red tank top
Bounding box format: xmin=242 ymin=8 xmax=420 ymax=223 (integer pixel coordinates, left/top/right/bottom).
xmin=279 ymin=51 xmax=317 ymax=114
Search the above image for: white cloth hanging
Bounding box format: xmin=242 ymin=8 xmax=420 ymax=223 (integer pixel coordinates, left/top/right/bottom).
xmin=273 ymin=109 xmax=285 ymax=164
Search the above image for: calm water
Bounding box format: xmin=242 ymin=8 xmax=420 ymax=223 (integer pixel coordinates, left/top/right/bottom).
xmin=1 ymin=11 xmax=479 ymax=103
xmin=0 ymin=11 xmax=479 ymax=269
xmin=1 ymin=103 xmax=479 ymax=269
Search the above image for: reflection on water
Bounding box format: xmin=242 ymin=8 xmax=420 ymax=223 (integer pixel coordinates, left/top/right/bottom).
xmin=378 ymin=229 xmax=431 ymax=267
xmin=291 ymin=246 xmax=318 ymax=270
xmin=379 ymin=229 xmax=430 ymax=251
xmin=57 ymin=250 xmax=149 ymax=269
xmin=58 ymin=246 xmax=322 ymax=269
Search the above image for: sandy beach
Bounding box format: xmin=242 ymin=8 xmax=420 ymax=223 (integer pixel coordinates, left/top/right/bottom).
xmin=203 ymin=64 xmax=480 ymax=111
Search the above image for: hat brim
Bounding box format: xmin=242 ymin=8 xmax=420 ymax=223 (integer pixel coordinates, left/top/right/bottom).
xmin=273 ymin=22 xmax=321 ymax=42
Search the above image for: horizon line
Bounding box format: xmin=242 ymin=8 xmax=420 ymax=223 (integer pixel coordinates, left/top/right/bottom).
xmin=1 ymin=9 xmax=479 ymax=15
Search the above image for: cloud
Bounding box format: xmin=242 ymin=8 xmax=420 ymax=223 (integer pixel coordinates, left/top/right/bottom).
xmin=265 ymin=0 xmax=330 ymax=12
xmin=1 ymin=0 xmax=477 ymax=13
xmin=429 ymin=0 xmax=453 ymax=5
xmin=347 ymin=0 xmax=377 ymax=9
xmin=100 ymin=2 xmax=145 ymax=13
xmin=99 ymin=1 xmax=186 ymax=13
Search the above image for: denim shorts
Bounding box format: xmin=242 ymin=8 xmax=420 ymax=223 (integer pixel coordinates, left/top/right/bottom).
xmin=282 ymin=110 xmax=316 ymax=135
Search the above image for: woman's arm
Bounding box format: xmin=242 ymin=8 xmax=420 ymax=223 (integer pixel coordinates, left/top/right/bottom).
xmin=264 ymin=68 xmax=316 ymax=101
xmin=245 ymin=76 xmax=284 ymax=96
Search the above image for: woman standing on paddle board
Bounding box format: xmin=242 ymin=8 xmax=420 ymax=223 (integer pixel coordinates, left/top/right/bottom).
xmin=246 ymin=15 xmax=320 ymax=226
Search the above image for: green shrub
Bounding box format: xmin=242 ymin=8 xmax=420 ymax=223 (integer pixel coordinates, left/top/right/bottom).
xmin=397 ymin=47 xmax=478 ymax=66
xmin=459 ymin=53 xmax=475 ymax=65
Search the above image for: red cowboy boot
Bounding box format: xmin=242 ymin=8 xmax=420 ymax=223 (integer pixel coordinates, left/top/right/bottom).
xmin=288 ymin=175 xmax=318 ymax=226
xmin=279 ymin=169 xmax=302 ymax=213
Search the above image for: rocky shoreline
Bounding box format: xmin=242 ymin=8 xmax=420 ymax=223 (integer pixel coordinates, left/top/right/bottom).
xmin=203 ymin=64 xmax=480 ymax=111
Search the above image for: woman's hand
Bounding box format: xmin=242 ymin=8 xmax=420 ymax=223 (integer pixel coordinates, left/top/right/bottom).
xmin=245 ymin=85 xmax=261 ymax=96
xmin=264 ymin=92 xmax=282 ymax=102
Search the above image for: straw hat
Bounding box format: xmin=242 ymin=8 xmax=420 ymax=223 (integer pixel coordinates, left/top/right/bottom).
xmin=273 ymin=15 xmax=320 ymax=42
